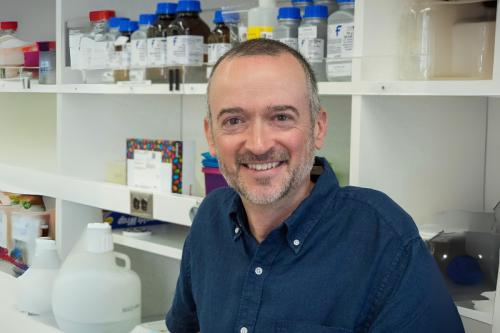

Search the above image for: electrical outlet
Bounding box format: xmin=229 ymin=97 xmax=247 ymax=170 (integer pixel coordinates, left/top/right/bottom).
xmin=130 ymin=191 xmax=153 ymax=219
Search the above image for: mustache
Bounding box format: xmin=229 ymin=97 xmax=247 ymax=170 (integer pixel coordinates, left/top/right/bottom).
xmin=236 ymin=149 xmax=290 ymax=164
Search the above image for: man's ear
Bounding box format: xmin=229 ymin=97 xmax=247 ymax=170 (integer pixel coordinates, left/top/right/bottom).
xmin=314 ymin=108 xmax=328 ymax=149
xmin=204 ymin=117 xmax=217 ymax=156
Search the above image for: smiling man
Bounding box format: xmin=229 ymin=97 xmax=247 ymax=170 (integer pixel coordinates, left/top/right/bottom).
xmin=166 ymin=39 xmax=464 ymax=333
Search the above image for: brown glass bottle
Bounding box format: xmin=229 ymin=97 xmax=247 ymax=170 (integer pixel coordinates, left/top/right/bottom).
xmin=146 ymin=3 xmax=177 ymax=83
xmin=166 ymin=1 xmax=210 ymax=84
xmin=114 ymin=21 xmax=138 ymax=82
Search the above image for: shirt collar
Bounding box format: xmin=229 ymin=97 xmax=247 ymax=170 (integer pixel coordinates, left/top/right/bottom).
xmin=227 ymin=157 xmax=340 ymax=252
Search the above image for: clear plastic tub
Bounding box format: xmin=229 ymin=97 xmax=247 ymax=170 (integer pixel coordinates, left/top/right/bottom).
xmin=399 ymin=0 xmax=497 ymax=80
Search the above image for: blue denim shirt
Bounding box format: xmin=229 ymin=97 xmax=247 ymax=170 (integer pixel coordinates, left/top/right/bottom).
xmin=166 ymin=157 xmax=464 ymax=333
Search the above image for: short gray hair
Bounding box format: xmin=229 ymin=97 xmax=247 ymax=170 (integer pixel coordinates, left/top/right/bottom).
xmin=207 ymin=38 xmax=321 ymax=125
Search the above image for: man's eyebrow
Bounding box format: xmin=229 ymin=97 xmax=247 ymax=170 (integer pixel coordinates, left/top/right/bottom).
xmin=216 ymin=107 xmax=245 ymax=122
xmin=268 ymin=105 xmax=300 ymax=116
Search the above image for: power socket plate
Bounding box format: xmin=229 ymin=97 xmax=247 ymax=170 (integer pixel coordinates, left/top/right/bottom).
xmin=130 ymin=191 xmax=153 ymax=219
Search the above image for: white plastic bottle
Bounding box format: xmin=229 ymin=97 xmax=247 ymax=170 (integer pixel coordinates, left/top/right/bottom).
xmin=247 ymin=0 xmax=277 ymax=40
xmin=17 ymin=238 xmax=60 ymax=315
xmin=326 ymin=0 xmax=354 ymax=82
xmin=52 ymin=223 xmax=141 ymax=333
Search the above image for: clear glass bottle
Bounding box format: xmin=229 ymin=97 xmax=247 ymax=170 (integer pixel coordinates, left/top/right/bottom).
xmin=326 ymin=0 xmax=354 ymax=82
xmin=38 ymin=41 xmax=56 ymax=84
xmin=130 ymin=14 xmax=157 ymax=82
xmin=299 ymin=5 xmax=328 ymax=81
xmin=207 ymin=9 xmax=232 ymax=78
xmin=291 ymin=0 xmax=313 ymax=17
xmin=273 ymin=7 xmax=301 ymax=51
xmin=146 ymin=2 xmax=177 ymax=83
xmin=79 ymin=10 xmax=116 ymax=83
xmin=166 ymin=0 xmax=210 ymax=84
xmin=114 ymin=20 xmax=138 ymax=82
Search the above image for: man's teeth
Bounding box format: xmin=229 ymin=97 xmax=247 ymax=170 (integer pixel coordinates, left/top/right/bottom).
xmin=247 ymin=162 xmax=280 ymax=171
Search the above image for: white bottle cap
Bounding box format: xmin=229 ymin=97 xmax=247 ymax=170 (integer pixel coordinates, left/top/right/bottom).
xmin=86 ymin=223 xmax=113 ymax=253
xmin=259 ymin=0 xmax=276 ymax=8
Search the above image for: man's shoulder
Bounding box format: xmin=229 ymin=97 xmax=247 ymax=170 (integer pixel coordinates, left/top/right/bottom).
xmin=335 ymin=185 xmax=420 ymax=242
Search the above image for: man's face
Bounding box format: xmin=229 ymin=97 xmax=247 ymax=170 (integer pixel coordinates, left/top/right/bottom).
xmin=205 ymin=53 xmax=327 ymax=205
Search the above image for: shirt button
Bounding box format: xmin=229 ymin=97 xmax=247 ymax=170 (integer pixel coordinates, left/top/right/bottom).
xmin=235 ymin=227 xmax=240 ymax=234
xmin=293 ymin=239 xmax=300 ymax=246
xmin=240 ymin=327 xmax=248 ymax=333
xmin=255 ymin=267 xmax=263 ymax=275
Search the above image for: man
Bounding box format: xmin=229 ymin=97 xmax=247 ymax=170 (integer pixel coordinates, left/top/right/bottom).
xmin=166 ymin=39 xmax=464 ymax=333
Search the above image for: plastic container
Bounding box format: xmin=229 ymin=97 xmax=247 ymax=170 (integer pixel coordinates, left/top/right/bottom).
xmin=16 ymin=238 xmax=60 ymax=315
xmin=38 ymin=41 xmax=56 ymax=84
xmin=202 ymin=167 xmax=229 ymax=194
xmin=399 ymin=0 xmax=496 ymax=80
xmin=326 ymin=0 xmax=354 ymax=82
xmin=314 ymin=0 xmax=339 ymax=16
xmin=273 ymin=7 xmax=301 ymax=51
xmin=79 ymin=10 xmax=116 ymax=83
xmin=130 ymin=14 xmax=156 ymax=82
xmin=299 ymin=5 xmax=328 ymax=81
xmin=146 ymin=2 xmax=177 ymax=83
xmin=11 ymin=211 xmax=50 ymax=266
xmin=52 ymin=223 xmax=141 ymax=333
xmin=114 ymin=20 xmax=138 ymax=82
xmin=247 ymin=0 xmax=278 ymax=40
xmin=207 ymin=9 xmax=232 ymax=78
xmin=166 ymin=0 xmax=210 ymax=83
xmin=291 ymin=0 xmax=313 ymax=16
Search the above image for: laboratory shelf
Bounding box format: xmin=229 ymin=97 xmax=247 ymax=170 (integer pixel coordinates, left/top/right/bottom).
xmin=0 ymin=162 xmax=202 ymax=226
xmin=0 ymin=80 xmax=58 ymax=93
xmin=112 ymin=223 xmax=189 ymax=260
xmin=56 ymin=83 xmax=207 ymax=95
xmin=457 ymin=306 xmax=493 ymax=325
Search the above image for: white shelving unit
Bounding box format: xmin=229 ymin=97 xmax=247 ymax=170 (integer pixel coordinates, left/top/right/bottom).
xmin=1 ymin=0 xmax=499 ymax=332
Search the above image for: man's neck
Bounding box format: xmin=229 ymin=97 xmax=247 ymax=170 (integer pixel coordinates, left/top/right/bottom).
xmin=242 ymin=180 xmax=314 ymax=243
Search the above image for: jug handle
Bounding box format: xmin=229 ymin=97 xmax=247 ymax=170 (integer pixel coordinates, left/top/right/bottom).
xmin=113 ymin=252 xmax=131 ymax=269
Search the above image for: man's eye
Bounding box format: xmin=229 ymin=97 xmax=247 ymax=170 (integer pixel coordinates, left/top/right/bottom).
xmin=274 ymin=114 xmax=291 ymax=121
xmin=222 ymin=117 xmax=243 ymax=127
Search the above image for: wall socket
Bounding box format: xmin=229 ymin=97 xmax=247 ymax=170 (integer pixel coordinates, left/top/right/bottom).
xmin=130 ymin=191 xmax=153 ymax=219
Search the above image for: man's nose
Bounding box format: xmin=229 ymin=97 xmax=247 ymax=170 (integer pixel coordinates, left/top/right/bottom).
xmin=244 ymin=120 xmax=273 ymax=155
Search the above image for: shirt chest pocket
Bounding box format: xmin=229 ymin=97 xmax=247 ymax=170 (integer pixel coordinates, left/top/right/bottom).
xmin=275 ymin=320 xmax=352 ymax=333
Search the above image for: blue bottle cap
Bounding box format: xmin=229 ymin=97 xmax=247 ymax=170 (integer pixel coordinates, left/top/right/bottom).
xmin=291 ymin=0 xmax=313 ymax=4
xmin=108 ymin=17 xmax=129 ymax=29
xmin=337 ymin=0 xmax=355 ymax=3
xmin=213 ymin=9 xmax=240 ymax=24
xmin=303 ymin=5 xmax=328 ymax=19
xmin=139 ymin=14 xmax=157 ymax=25
xmin=119 ymin=20 xmax=139 ymax=33
xmin=177 ymin=1 xmax=202 ymax=13
xmin=278 ymin=7 xmax=301 ymax=20
xmin=156 ymin=2 xmax=178 ymax=14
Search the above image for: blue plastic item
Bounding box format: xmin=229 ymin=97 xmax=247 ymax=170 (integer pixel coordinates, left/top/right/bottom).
xmin=108 ymin=17 xmax=129 ymax=29
xmin=138 ymin=14 xmax=157 ymax=25
xmin=278 ymin=7 xmax=301 ymax=20
xmin=156 ymin=2 xmax=178 ymax=14
xmin=119 ymin=20 xmax=139 ymax=33
xmin=177 ymin=0 xmax=201 ymax=13
xmin=303 ymin=5 xmax=329 ymax=19
xmin=202 ymin=152 xmax=219 ymax=168
xmin=446 ymin=255 xmax=483 ymax=285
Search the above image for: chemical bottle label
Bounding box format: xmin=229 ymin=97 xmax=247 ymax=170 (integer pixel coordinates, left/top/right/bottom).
xmin=247 ymin=26 xmax=273 ymax=40
xmin=327 ymin=23 xmax=354 ymax=59
xmin=131 ymin=39 xmax=148 ymax=68
xmin=90 ymin=41 xmax=110 ymax=69
xmin=278 ymin=38 xmax=298 ymax=51
xmin=69 ymin=31 xmax=84 ymax=70
xmin=166 ymin=36 xmax=204 ymax=66
xmin=208 ymin=43 xmax=232 ymax=65
xmin=327 ymin=61 xmax=352 ymax=78
xmin=147 ymin=37 xmax=168 ymax=67
xmin=299 ymin=26 xmax=324 ymax=63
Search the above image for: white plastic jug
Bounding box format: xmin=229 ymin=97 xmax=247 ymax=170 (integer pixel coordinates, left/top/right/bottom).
xmin=17 ymin=238 xmax=61 ymax=315
xmin=52 ymin=223 xmax=141 ymax=333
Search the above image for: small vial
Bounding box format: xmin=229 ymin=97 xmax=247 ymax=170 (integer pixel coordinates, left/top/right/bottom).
xmin=38 ymin=41 xmax=56 ymax=84
xmin=207 ymin=9 xmax=233 ymax=78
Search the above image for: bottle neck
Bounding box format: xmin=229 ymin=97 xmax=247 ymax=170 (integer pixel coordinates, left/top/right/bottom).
xmin=339 ymin=3 xmax=355 ymax=10
xmin=91 ymin=20 xmax=108 ymax=34
xmin=177 ymin=11 xmax=199 ymax=19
